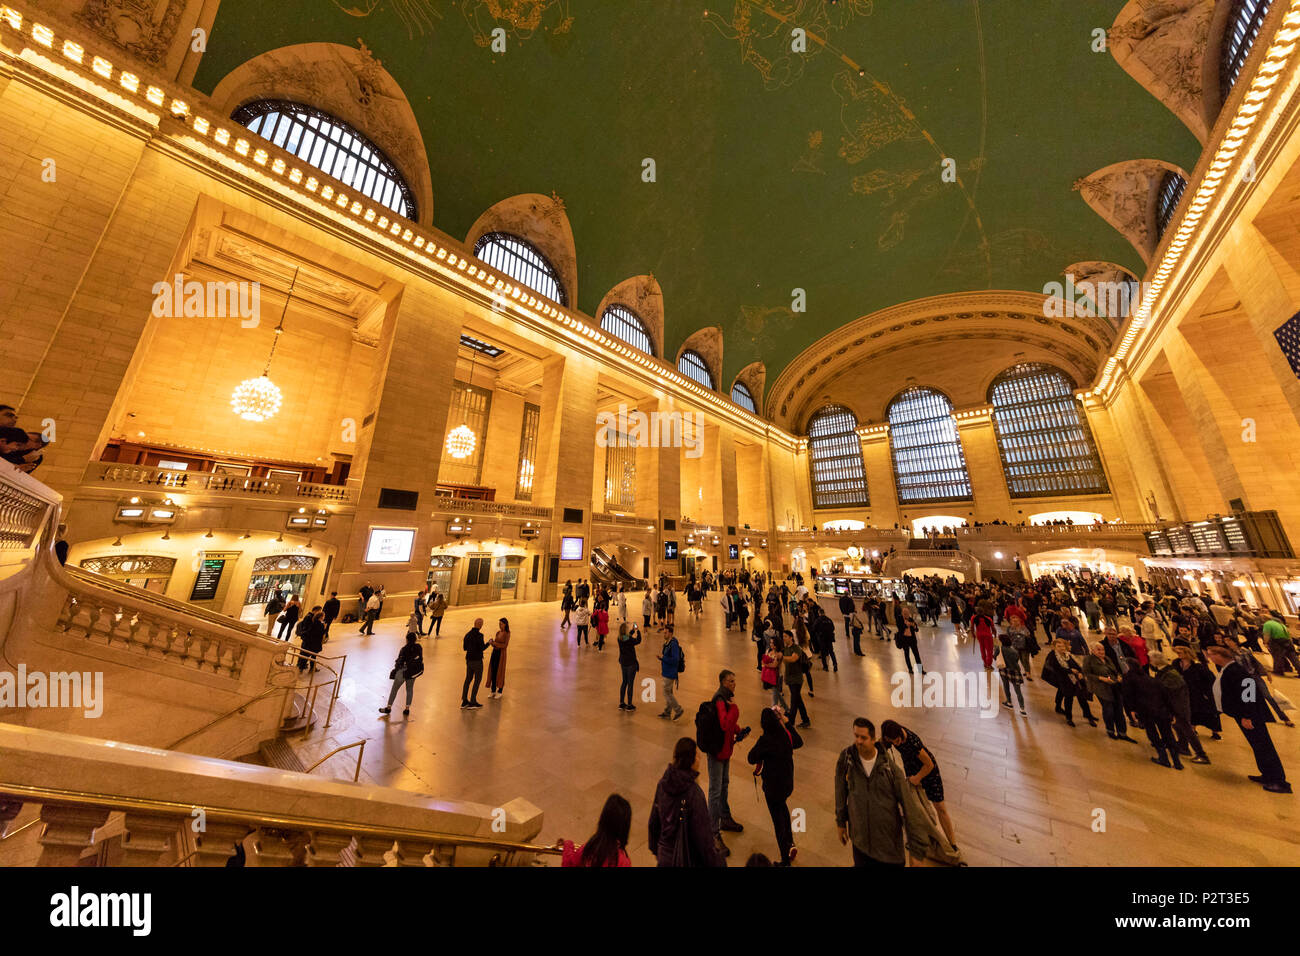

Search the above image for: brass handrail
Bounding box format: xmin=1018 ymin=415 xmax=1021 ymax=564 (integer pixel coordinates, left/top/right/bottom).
xmin=0 ymin=818 xmax=42 ymax=841
xmin=0 ymin=783 xmax=562 ymax=856
xmin=304 ymin=740 xmax=366 ymax=782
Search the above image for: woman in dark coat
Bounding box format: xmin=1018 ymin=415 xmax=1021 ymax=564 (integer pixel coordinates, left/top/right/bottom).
xmin=746 ymin=707 xmax=804 ymax=865
xmin=1122 ymin=664 xmax=1183 ymax=770
xmin=1040 ymin=637 xmax=1097 ymax=727
xmin=296 ymin=607 xmax=325 ymax=672
xmin=1172 ymin=643 xmax=1221 ymax=738
xmin=648 ymin=738 xmax=725 ymax=867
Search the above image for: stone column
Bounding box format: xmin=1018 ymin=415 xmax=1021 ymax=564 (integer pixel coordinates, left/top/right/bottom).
xmin=335 ymin=285 xmax=463 ymax=606
xmin=1078 ymin=392 xmax=1146 ymax=520
xmin=633 ymin=398 xmax=681 ymax=580
xmin=533 ymin=354 xmax=598 ymax=585
xmin=858 ymin=425 xmax=899 ymax=528
xmin=952 ymin=406 xmax=1011 ymax=521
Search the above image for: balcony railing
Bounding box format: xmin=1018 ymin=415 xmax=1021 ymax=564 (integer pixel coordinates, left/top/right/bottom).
xmin=592 ymin=512 xmax=656 ymax=529
xmin=83 ymin=462 xmax=353 ymax=503
xmin=430 ymin=497 xmax=553 ymax=520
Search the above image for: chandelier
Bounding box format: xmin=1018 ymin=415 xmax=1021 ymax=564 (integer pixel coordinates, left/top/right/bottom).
xmin=445 ymin=343 xmax=481 ymax=459
xmin=446 ymin=424 xmax=477 ymax=459
xmin=232 ymin=266 xmax=298 ymax=422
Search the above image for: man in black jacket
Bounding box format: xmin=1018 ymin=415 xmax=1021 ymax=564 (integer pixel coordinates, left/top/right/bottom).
xmin=461 ymin=618 xmax=486 ymax=709
xmin=322 ymin=592 xmax=340 ymax=640
xmin=838 ymin=592 xmax=858 ymax=653
xmin=813 ymin=607 xmax=837 ymax=672
xmin=1205 ymin=645 xmax=1290 ymax=793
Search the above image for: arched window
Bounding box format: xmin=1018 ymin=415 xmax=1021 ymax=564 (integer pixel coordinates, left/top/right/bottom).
xmin=1220 ymin=0 xmax=1273 ymax=99
xmin=731 ymin=382 xmax=757 ymax=413
xmin=887 ymin=387 xmax=971 ymax=503
xmin=677 ymin=350 xmax=714 ymax=389
xmin=989 ymin=363 xmax=1109 ymax=498
xmin=600 ymin=304 xmax=654 ymax=355
xmin=473 ymin=232 xmax=568 ymax=306
xmin=807 ymin=405 xmax=869 ymax=508
xmin=1155 ymin=171 xmax=1187 ymax=239
xmin=232 ymin=100 xmax=417 ymax=219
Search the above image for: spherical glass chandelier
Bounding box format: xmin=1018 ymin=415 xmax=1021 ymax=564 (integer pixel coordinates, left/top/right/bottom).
xmin=231 ymin=375 xmax=283 ymax=422
xmin=445 ymin=423 xmax=477 ymax=459
xmin=232 ymin=266 xmax=297 ymax=424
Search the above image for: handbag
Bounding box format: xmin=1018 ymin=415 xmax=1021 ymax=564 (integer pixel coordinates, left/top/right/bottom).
xmin=668 ymin=798 xmax=693 ymax=866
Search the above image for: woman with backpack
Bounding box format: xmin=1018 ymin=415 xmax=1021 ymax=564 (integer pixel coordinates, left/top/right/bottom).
xmin=561 ymin=793 xmax=633 ymax=867
xmin=648 ymin=738 xmax=725 ymax=866
xmin=782 ymin=629 xmax=812 ymax=727
xmin=296 ymin=607 xmax=326 ymax=672
xmin=617 ymin=623 xmax=642 ymax=711
xmin=379 ymin=631 xmax=424 ymax=718
xmin=746 ymin=706 xmax=804 ymax=865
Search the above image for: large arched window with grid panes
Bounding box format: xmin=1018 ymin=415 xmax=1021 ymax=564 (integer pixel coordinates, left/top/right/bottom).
xmin=887 ymin=388 xmax=972 ymax=503
xmin=677 ymin=350 xmax=714 ymax=389
xmin=232 ymin=100 xmax=417 ymax=219
xmin=988 ymin=363 xmax=1109 ymax=498
xmin=1220 ymin=0 xmax=1273 ymax=101
xmin=473 ymin=232 xmax=568 ymax=306
xmin=600 ymin=304 xmax=654 ymax=355
xmin=731 ymin=382 xmax=757 ymax=413
xmin=807 ymin=405 xmax=869 ymax=508
xmin=1155 ymin=171 xmax=1187 ymax=239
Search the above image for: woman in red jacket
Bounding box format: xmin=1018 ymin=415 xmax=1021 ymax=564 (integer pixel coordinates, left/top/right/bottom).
xmin=561 ymin=793 xmax=633 ymax=867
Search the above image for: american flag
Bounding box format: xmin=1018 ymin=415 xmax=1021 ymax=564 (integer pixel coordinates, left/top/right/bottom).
xmin=1276 ymin=311 xmax=1300 ymax=378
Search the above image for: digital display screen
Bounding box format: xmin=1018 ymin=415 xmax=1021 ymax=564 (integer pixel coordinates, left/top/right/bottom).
xmin=560 ymin=536 xmax=584 ymax=561
xmin=189 ymin=558 xmax=225 ymax=601
xmin=664 ymin=541 xmax=678 ymax=560
xmin=365 ymin=528 xmax=415 ymax=563
xmin=728 ymin=544 xmax=739 ymax=559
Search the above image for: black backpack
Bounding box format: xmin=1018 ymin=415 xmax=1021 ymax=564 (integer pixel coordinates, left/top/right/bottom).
xmin=695 ymin=699 xmax=724 ymax=756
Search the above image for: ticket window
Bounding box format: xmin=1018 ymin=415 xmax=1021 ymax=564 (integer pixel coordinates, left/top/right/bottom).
xmin=80 ymin=555 xmax=175 ymax=594
xmin=244 ymin=572 xmax=309 ymax=608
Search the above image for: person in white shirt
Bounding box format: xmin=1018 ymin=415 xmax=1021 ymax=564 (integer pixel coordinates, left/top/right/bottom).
xmin=360 ymin=592 xmax=381 ymax=635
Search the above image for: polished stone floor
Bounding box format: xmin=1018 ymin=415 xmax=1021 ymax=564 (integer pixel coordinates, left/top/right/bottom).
xmin=292 ymin=593 xmax=1298 ymax=866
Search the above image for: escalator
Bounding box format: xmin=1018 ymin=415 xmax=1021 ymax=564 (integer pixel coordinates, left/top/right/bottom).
xmin=591 ymin=546 xmax=639 ymax=589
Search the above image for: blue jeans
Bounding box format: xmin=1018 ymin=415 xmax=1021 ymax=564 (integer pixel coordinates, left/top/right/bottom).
xmin=706 ymin=754 xmax=731 ymax=834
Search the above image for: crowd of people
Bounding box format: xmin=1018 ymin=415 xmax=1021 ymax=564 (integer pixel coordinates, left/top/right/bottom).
xmin=340 ymin=559 xmax=1298 ymax=865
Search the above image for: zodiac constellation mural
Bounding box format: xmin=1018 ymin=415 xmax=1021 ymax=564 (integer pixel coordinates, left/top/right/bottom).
xmin=461 ymin=0 xmax=573 ymax=46
xmin=331 ymin=0 xmax=443 ymax=39
xmin=704 ymin=0 xmax=875 ymax=90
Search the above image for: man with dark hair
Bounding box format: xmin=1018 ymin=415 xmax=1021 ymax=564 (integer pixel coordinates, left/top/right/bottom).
xmin=1205 ymin=644 xmax=1290 ymax=793
xmin=703 ymin=669 xmax=748 ymax=858
xmin=322 ymin=591 xmax=340 ymax=639
xmin=461 ymin=618 xmax=486 ymax=709
xmin=834 ymin=718 xmax=919 ymax=866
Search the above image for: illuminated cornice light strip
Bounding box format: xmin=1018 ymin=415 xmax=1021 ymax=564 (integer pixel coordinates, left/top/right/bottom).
xmin=1097 ymin=2 xmax=1300 ymax=396
xmin=0 ymin=5 xmax=797 ymax=450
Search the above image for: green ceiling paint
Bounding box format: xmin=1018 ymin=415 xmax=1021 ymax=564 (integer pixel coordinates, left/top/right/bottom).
xmin=194 ymin=0 xmax=1200 ymax=385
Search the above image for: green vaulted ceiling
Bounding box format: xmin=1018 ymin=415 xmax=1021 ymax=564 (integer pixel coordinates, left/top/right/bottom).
xmin=194 ymin=0 xmax=1200 ymax=387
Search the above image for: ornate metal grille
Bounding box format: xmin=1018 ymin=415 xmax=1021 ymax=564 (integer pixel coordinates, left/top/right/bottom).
xmin=515 ymin=402 xmax=540 ymax=501
xmin=472 ymin=232 xmax=567 ymax=306
xmin=731 ymin=382 xmax=757 ymax=413
xmin=677 ymin=350 xmax=714 ymax=389
xmin=1220 ymin=0 xmax=1273 ymax=98
xmin=600 ymin=304 xmax=654 ymax=355
xmin=807 ymin=405 xmax=869 ymax=508
xmin=1155 ymin=171 xmax=1187 ymax=239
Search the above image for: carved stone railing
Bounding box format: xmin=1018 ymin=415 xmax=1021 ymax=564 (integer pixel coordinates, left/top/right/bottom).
xmin=82 ymin=462 xmax=353 ymax=504
xmin=0 ymin=723 xmax=554 ymax=867
xmin=430 ymin=498 xmax=553 ymax=520
xmin=591 ymin=512 xmax=655 ymax=528
xmin=0 ymin=470 xmax=52 ymax=550
xmin=52 ymin=565 xmax=275 ymax=682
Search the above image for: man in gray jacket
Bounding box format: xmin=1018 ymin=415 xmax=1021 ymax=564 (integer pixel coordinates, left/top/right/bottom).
xmin=834 ymin=717 xmax=919 ymax=866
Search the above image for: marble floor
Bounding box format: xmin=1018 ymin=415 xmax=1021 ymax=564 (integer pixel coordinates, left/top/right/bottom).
xmin=289 ymin=594 xmax=1299 ymax=866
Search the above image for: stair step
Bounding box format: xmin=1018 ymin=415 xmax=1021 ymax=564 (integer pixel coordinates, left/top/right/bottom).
xmin=258 ymin=737 xmax=306 ymax=772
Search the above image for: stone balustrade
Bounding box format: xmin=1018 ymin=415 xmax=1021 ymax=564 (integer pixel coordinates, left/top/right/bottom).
xmin=82 ymin=461 xmax=354 ymax=504
xmin=430 ymin=497 xmax=553 ymax=520
xmin=0 ymin=724 xmax=552 ymax=867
